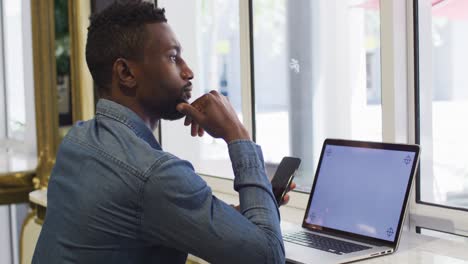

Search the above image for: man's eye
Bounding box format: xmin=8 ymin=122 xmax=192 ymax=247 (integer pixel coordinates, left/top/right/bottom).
xmin=170 ymin=55 xmax=177 ymax=62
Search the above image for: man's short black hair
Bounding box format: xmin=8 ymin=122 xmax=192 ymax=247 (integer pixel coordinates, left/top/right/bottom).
xmin=85 ymin=0 xmax=167 ymax=95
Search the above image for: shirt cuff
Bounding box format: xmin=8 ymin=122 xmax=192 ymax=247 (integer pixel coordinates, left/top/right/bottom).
xmin=228 ymin=140 xmax=270 ymax=192
xmin=228 ymin=140 xmax=264 ymax=170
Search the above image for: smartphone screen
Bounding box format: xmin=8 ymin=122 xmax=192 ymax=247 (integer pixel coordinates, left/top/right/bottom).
xmin=271 ymin=157 xmax=301 ymax=206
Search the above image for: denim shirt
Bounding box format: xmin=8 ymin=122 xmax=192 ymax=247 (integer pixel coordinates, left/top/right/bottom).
xmin=32 ymin=99 xmax=284 ymax=264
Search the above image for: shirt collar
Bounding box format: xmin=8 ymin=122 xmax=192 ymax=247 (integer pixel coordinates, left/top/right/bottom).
xmin=95 ymin=99 xmax=162 ymax=150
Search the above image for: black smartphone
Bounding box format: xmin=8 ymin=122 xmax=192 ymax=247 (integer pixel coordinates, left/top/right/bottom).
xmin=271 ymin=156 xmax=301 ymax=206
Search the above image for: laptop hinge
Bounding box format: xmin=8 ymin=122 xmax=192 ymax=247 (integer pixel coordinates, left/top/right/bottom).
xmin=308 ymin=228 xmax=390 ymax=247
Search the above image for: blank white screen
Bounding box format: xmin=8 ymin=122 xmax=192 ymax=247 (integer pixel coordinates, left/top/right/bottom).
xmin=305 ymin=145 xmax=416 ymax=241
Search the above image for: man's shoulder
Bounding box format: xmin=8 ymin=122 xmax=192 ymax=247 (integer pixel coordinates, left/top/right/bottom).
xmin=62 ymin=118 xmax=177 ymax=179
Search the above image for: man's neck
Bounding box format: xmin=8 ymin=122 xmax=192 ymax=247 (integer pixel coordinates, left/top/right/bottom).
xmin=144 ymin=118 xmax=159 ymax=131
xmin=125 ymin=101 xmax=160 ymax=131
xmin=102 ymin=95 xmax=160 ymax=131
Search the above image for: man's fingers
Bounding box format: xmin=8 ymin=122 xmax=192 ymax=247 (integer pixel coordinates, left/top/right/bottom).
xmin=184 ymin=115 xmax=192 ymax=126
xmin=281 ymin=194 xmax=290 ymax=205
xmin=289 ymin=182 xmax=296 ymax=191
xmin=198 ymin=127 xmax=205 ymax=137
xmin=209 ymin=90 xmax=220 ymax=97
xmin=177 ymin=103 xmax=204 ymax=122
xmin=191 ymin=120 xmax=199 ymax=137
xmin=280 ymin=182 xmax=296 ymax=206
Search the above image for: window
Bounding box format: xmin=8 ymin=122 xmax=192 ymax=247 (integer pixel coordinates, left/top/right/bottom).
xmin=0 ymin=0 xmax=36 ymax=172
xmin=0 ymin=2 xmax=35 ymax=264
xmin=3 ymin=0 xmax=26 ymax=141
xmin=417 ymin=0 xmax=468 ymax=210
xmin=159 ymin=0 xmax=242 ymax=179
xmin=0 ymin=4 xmax=5 ymax=142
xmin=252 ymin=0 xmax=382 ymax=190
xmin=412 ymin=0 xmax=468 ymax=236
xmin=161 ymin=0 xmax=468 ymax=233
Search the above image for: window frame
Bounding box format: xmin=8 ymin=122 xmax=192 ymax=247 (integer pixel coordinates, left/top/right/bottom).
xmin=408 ymin=0 xmax=468 ymax=237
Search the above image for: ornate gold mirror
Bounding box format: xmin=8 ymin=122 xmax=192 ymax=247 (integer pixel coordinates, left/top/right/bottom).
xmin=16 ymin=2 xmax=95 ymax=262
xmin=31 ymin=0 xmax=94 ymax=190
xmin=0 ymin=0 xmax=93 ymax=205
xmin=15 ymin=1 xmax=153 ymax=262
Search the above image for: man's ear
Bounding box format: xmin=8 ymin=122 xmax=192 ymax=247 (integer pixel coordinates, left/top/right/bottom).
xmin=113 ymin=58 xmax=137 ymax=89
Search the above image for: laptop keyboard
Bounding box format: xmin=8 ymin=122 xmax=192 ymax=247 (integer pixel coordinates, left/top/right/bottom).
xmin=283 ymin=231 xmax=371 ymax=255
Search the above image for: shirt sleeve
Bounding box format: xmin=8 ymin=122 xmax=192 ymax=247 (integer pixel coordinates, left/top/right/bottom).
xmin=139 ymin=140 xmax=285 ymax=264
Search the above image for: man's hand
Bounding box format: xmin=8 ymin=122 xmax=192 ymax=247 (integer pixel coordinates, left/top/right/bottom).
xmin=176 ymin=90 xmax=250 ymax=143
xmin=279 ymin=182 xmax=296 ymax=206
xmin=233 ymin=182 xmax=297 ymax=211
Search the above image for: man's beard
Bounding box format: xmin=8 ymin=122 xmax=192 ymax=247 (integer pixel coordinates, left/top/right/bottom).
xmin=160 ymin=98 xmax=186 ymax=121
xmin=162 ymin=110 xmax=185 ymax=121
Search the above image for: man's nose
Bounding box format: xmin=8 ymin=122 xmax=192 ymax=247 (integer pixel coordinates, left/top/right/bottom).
xmin=181 ymin=65 xmax=194 ymax=80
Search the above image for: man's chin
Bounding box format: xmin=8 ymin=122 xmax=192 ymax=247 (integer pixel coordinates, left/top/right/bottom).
xmin=161 ymin=111 xmax=185 ymax=121
xmin=161 ymin=100 xmax=188 ymax=121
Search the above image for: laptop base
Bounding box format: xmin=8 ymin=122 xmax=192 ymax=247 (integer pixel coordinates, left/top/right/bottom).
xmin=282 ymin=221 xmax=393 ymax=264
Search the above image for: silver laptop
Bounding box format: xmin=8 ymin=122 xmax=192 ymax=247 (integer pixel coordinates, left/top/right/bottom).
xmin=282 ymin=138 xmax=420 ymax=264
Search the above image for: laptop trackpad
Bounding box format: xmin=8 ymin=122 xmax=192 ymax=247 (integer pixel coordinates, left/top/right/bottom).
xmin=285 ymin=241 xmax=343 ymax=264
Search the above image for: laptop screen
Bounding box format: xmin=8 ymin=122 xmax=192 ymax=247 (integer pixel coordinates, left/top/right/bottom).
xmin=304 ymin=140 xmax=418 ymax=243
